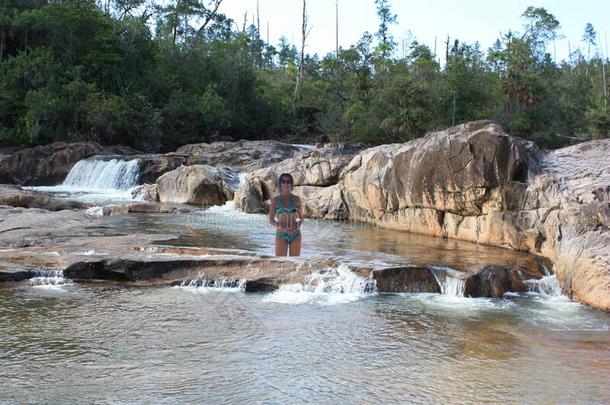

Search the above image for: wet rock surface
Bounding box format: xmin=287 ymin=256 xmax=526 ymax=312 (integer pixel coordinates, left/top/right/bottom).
xmin=0 ymin=206 xmax=546 ymax=297
xmin=0 ymin=125 xmax=606 ymax=310
xmin=0 ymin=185 xmax=88 ymax=211
xmin=333 ymin=121 xmax=609 ymax=311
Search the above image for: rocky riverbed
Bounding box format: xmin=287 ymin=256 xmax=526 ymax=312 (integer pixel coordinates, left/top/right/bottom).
xmin=0 ymin=120 xmax=608 ymax=310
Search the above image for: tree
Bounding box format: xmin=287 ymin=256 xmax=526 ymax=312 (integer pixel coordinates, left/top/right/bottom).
xmin=278 ymin=36 xmax=297 ymax=68
xmin=521 ymin=6 xmax=560 ymax=56
xmin=293 ymin=0 xmax=311 ymax=107
xmin=582 ymin=23 xmax=596 ymax=76
xmin=374 ymin=0 xmax=397 ymax=59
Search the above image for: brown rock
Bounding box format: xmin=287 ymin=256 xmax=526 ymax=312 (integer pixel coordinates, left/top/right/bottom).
xmin=0 ymin=185 xmax=88 ymax=211
xmin=371 ymin=266 xmax=441 ymax=293
xmin=156 ymin=165 xmax=239 ymax=206
xmin=176 ymin=140 xmax=302 ymax=172
xmin=463 ymin=264 xmax=544 ymax=297
xmin=130 ymin=184 xmax=159 ymax=201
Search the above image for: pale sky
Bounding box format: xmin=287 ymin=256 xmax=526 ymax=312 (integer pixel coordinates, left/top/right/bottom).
xmin=217 ymin=0 xmax=610 ymax=63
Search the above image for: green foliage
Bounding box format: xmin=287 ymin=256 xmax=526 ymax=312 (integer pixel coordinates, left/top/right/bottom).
xmin=89 ymin=93 xmax=161 ymax=150
xmin=0 ymin=2 xmax=607 ymax=151
xmin=374 ymin=0 xmax=397 ymax=59
xmin=587 ymin=109 xmax=610 ymax=139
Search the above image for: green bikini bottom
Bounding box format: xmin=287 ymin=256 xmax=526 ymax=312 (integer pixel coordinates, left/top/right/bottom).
xmin=277 ymin=229 xmax=301 ymax=243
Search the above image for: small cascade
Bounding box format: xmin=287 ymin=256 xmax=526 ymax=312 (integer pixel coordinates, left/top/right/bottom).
xmin=524 ymin=275 xmax=561 ymax=296
xmin=27 ymin=270 xmax=72 ymax=288
xmin=63 ymin=158 xmax=140 ymax=190
xmin=205 ymin=200 xmax=239 ymax=214
xmin=307 ymin=264 xmax=376 ymax=295
xmin=429 ymin=266 xmax=467 ymax=297
xmin=263 ymin=263 xmax=376 ymax=305
xmin=441 ymin=277 xmax=466 ymax=297
xmin=178 ymin=273 xmax=246 ymax=291
xmin=237 ymin=172 xmax=248 ymax=187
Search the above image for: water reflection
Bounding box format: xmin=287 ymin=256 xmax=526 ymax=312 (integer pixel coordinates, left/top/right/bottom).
xmin=111 ymin=204 xmax=544 ymax=271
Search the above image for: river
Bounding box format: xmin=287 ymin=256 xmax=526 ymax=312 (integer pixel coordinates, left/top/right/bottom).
xmin=2 ymin=156 xmax=609 ymax=403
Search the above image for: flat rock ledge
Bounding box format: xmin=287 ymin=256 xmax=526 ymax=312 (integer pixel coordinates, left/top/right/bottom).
xmin=0 ymin=244 xmax=545 ymax=298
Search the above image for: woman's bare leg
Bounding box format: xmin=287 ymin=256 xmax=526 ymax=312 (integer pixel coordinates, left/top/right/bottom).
xmin=288 ymin=234 xmax=302 ymax=256
xmin=275 ymin=235 xmax=289 ymax=256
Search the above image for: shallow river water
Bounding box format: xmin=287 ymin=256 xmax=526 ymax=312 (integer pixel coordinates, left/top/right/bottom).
xmin=1 ymin=283 xmax=609 ymax=403
xmin=3 ymin=166 xmax=609 ymax=403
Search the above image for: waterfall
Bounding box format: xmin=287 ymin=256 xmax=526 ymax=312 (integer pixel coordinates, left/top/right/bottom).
xmin=28 ymin=270 xmax=72 ymax=288
xmin=429 ymin=266 xmax=466 ymax=297
xmin=524 ymin=274 xmax=561 ymax=296
xmin=441 ymin=277 xmax=466 ymax=297
xmin=63 ymin=158 xmax=140 ymax=190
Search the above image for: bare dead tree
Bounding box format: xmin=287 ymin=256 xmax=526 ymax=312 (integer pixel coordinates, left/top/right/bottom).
xmin=294 ymin=0 xmax=312 ymax=107
xmin=233 ymin=11 xmax=248 ymax=33
xmin=196 ymin=0 xmax=224 ymax=38
xmin=335 ymin=0 xmax=339 ymax=56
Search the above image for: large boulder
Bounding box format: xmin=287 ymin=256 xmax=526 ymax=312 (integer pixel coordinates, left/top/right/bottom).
xmin=340 ymin=120 xmax=536 ymax=220
xmin=176 ymin=140 xmax=303 ymax=172
xmin=0 ymin=142 xmax=137 ymax=185
xmin=156 ymin=165 xmax=239 ymax=205
xmin=338 ymin=120 xmax=610 ymax=311
xmin=233 ymin=143 xmax=362 ymax=215
xmin=271 ymin=149 xmax=357 ymax=187
xmin=292 ymin=184 xmax=348 ymax=220
xmin=137 ymin=154 xmax=189 ymax=184
xmin=538 ymin=141 xmax=610 ymax=311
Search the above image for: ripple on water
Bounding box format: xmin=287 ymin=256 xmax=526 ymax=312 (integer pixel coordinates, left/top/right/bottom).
xmin=0 ymin=286 xmax=609 ymax=403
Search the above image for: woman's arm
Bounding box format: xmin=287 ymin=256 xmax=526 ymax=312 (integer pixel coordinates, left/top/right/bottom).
xmin=295 ymin=196 xmax=304 ymax=228
xmin=269 ymin=197 xmax=279 ymax=228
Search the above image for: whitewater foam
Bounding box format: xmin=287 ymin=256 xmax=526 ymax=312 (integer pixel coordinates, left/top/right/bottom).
xmin=263 ymin=263 xmax=376 ymax=305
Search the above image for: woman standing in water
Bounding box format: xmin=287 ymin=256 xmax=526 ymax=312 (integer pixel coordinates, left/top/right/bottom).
xmin=269 ymin=173 xmax=303 ymax=256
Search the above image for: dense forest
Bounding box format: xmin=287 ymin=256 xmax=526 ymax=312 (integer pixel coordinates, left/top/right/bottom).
xmin=0 ymin=0 xmax=608 ymax=152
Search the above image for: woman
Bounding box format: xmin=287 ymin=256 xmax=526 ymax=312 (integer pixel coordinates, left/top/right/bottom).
xmin=269 ymin=173 xmax=303 ymax=256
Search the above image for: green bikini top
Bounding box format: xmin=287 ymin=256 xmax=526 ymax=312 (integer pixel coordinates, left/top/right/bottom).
xmin=275 ymin=196 xmax=298 ymax=214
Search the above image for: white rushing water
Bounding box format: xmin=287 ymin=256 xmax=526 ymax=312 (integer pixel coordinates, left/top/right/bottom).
xmin=25 ymin=157 xmax=141 ymax=202
xmin=429 ymin=265 xmax=467 ymax=297
xmin=524 ymin=274 xmax=561 ymax=296
xmin=63 ymin=158 xmax=140 ymax=189
xmin=27 ymin=270 xmax=72 ymax=289
xmin=263 ymin=263 xmax=376 ymax=305
xmin=177 ymin=273 xmax=246 ymax=292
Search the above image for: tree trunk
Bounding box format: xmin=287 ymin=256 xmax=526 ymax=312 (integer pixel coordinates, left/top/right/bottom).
xmin=0 ymin=29 xmax=5 ymax=62
xmin=293 ymin=0 xmax=307 ymax=107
